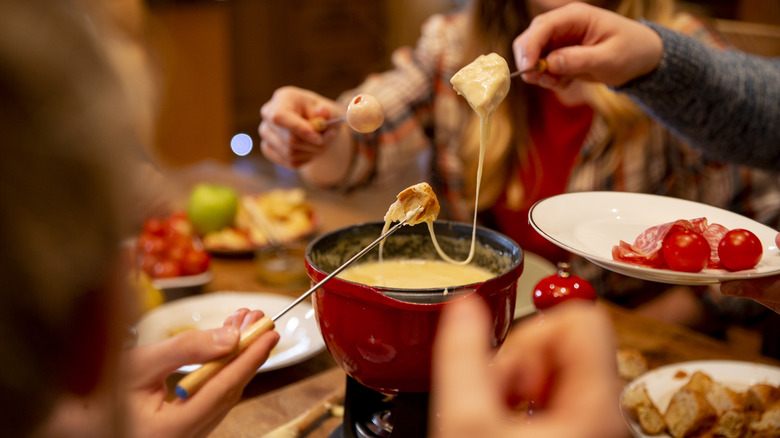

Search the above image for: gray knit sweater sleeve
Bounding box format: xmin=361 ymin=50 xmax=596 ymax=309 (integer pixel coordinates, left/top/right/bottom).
xmin=616 ymin=22 xmax=780 ymax=170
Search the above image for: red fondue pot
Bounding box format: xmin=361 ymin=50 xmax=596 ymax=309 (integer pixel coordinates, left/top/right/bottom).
xmin=305 ymin=221 xmax=523 ymax=394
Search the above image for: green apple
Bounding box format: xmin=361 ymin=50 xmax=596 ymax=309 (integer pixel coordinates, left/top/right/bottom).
xmin=187 ymin=183 xmax=238 ymax=235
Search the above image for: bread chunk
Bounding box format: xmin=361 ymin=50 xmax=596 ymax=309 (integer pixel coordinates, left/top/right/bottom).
xmin=617 ymin=348 xmax=649 ymax=381
xmin=750 ymin=402 xmax=780 ymax=437
xmin=747 ymin=384 xmax=780 ymax=412
xmin=705 ymin=381 xmax=745 ymax=415
xmin=622 ymin=383 xmax=666 ymax=435
xmin=683 ymin=371 xmax=714 ymax=394
xmin=384 ymin=182 xmax=440 ymax=226
xmin=712 ymin=409 xmax=747 ymax=438
xmin=665 ymin=388 xmax=717 ymax=438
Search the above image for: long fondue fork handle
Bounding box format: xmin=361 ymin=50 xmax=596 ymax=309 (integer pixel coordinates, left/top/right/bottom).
xmin=174 ymin=216 xmax=414 ymax=399
xmin=174 ymin=316 xmax=275 ymax=399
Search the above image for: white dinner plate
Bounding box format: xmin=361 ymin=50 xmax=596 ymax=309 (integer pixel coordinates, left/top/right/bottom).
xmin=514 ymin=251 xmax=557 ymax=318
xmin=529 ymin=192 xmax=780 ymax=285
xmin=620 ymin=360 xmax=780 ymax=438
xmin=135 ymin=291 xmax=325 ymax=373
xmin=151 ymin=271 xmax=213 ymax=290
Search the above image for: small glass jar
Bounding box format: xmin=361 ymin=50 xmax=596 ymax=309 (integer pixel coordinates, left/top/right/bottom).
xmin=255 ymin=239 xmax=310 ymax=289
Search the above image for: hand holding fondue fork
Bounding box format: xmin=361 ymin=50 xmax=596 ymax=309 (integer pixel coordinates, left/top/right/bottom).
xmin=175 ymin=187 xmax=435 ymax=399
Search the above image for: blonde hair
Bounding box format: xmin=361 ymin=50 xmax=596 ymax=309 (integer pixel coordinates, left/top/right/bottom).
xmin=460 ymin=0 xmax=679 ymax=210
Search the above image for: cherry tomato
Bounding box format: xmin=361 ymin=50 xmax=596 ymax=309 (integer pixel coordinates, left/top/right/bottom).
xmin=142 ymin=218 xmax=168 ymax=237
xmin=137 ymin=213 xmax=209 ymax=279
xmin=533 ymin=263 xmax=597 ymax=310
xmin=140 ymin=253 xmax=159 ymax=276
xmin=152 ymin=259 xmax=182 ymax=278
xmin=718 ymin=228 xmax=762 ymax=271
xmin=181 ymin=249 xmax=210 ymax=276
xmin=661 ymin=230 xmax=710 ymax=273
xmin=137 ymin=234 xmax=167 ymax=255
xmin=166 ymin=241 xmax=189 ymax=262
xmin=167 ymin=213 xmax=193 ymax=236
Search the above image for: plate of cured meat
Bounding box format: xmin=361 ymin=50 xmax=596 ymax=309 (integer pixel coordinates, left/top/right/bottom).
xmin=529 ymin=192 xmax=780 ymax=285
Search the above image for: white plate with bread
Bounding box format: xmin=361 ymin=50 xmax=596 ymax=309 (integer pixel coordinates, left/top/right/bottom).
xmin=620 ymin=360 xmax=780 ymax=438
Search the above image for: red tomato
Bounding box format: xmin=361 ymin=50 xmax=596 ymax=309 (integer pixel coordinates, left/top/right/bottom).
xmin=140 ymin=253 xmax=159 ymax=276
xmin=532 ymin=263 xmax=596 ymax=310
xmin=181 ymin=249 xmax=210 ymax=276
xmin=166 ymin=242 xmax=189 ymax=262
xmin=137 ymin=234 xmax=167 ymax=254
xmin=662 ymin=230 xmax=710 ymax=272
xmin=152 ymin=259 xmax=182 ymax=278
xmin=718 ymin=229 xmax=762 ymax=271
xmin=167 ymin=212 xmax=193 ymax=236
xmin=136 ymin=213 xmax=209 ymax=279
xmin=142 ymin=218 xmax=168 ymax=237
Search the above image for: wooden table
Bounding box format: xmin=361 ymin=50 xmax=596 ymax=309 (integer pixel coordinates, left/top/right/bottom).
xmin=165 ymin=162 xmax=779 ymax=437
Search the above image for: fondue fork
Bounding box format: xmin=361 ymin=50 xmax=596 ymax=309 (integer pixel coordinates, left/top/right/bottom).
xmin=510 ymin=58 xmax=548 ymax=78
xmin=174 ymin=209 xmax=421 ymax=399
xmin=309 ymin=116 xmax=345 ymax=132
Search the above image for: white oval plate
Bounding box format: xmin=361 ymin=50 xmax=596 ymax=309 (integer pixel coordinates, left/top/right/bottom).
xmin=514 ymin=251 xmax=557 ymax=318
xmin=529 ymin=192 xmax=780 ymax=285
xmin=620 ymin=360 xmax=780 ymax=438
xmin=135 ymin=291 xmax=325 ymax=373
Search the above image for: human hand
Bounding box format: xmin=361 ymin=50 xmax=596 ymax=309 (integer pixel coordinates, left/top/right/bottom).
xmin=721 ymin=277 xmax=780 ymax=314
xmin=258 ymin=86 xmax=342 ymax=169
xmin=124 ymin=308 xmax=279 ymax=438
xmin=512 ymin=2 xmax=663 ymax=89
xmin=720 ymin=232 xmax=780 ymax=314
xmin=430 ymin=299 xmax=626 ymax=438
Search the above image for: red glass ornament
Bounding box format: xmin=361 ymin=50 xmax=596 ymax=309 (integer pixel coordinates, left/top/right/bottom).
xmin=533 ymin=262 xmax=596 ymax=310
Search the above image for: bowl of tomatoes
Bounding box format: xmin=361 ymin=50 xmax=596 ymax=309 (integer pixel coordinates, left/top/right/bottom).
xmin=134 ymin=213 xmax=213 ymax=297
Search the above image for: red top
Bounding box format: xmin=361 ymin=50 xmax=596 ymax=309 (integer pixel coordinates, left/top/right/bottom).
xmin=490 ymin=88 xmax=593 ymax=263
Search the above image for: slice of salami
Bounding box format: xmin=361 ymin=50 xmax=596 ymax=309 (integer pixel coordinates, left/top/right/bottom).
xmin=611 ymin=217 xmax=728 ymax=269
xmin=702 ymin=223 xmax=729 ymax=268
xmin=612 ymin=240 xmax=665 ymax=267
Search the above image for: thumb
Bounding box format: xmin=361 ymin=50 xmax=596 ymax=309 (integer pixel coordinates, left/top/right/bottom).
xmin=126 ymin=326 xmax=240 ymax=385
xmin=431 ymin=298 xmax=500 ymax=436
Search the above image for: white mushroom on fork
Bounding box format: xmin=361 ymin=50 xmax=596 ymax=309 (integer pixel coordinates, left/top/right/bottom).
xmin=345 ymin=93 xmax=384 ymax=133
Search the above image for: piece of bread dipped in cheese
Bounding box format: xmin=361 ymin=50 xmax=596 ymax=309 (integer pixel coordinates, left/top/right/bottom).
xmin=384 ymin=182 xmax=440 ymax=226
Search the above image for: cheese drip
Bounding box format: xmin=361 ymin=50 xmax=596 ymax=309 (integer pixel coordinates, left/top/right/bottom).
xmin=441 ymin=52 xmax=511 ymax=264
xmin=374 ymin=53 xmax=510 ymax=273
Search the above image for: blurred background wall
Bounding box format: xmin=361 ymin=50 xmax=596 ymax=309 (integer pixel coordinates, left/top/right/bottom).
xmin=144 ymin=0 xmax=779 ymax=168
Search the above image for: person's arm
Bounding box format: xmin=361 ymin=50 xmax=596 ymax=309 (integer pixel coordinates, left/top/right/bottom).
xmin=259 ymin=13 xmax=462 ymax=191
xmin=618 ymin=23 xmax=780 ymax=170
xmin=513 ymin=2 xmax=780 ymax=170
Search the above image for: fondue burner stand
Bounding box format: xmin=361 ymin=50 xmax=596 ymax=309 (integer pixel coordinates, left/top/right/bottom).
xmin=329 ymin=377 xmax=430 ymax=438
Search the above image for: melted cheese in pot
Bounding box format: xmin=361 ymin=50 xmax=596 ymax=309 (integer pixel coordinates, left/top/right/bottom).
xmin=338 ymin=259 xmax=493 ymax=289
